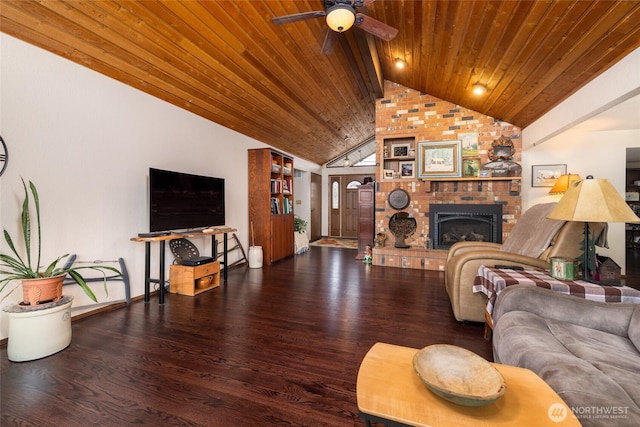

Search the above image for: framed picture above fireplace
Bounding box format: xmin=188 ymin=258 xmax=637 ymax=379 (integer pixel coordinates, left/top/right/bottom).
xmin=417 ymin=140 xmax=462 ymax=179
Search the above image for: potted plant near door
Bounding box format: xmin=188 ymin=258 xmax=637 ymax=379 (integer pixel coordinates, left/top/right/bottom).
xmin=0 ymin=178 xmax=120 ymax=305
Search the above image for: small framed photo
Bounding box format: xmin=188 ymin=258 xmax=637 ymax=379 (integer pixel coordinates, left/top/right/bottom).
xmin=417 ymin=140 xmax=462 ymax=179
xmin=626 ymin=192 xmax=640 ymax=202
xmin=391 ymin=143 xmax=410 ymax=158
xmin=459 ymin=132 xmax=479 ymax=157
xmin=532 ymin=164 xmax=567 ymax=187
xmin=399 ymin=161 xmax=415 ymax=178
xmin=383 ymin=169 xmax=395 ymax=179
xmin=462 ymin=158 xmax=481 ymax=177
xmin=479 ymin=170 xmax=492 ymax=178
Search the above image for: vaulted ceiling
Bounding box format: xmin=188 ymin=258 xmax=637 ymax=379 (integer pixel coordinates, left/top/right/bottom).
xmin=2 ymin=1 xmax=639 ymax=165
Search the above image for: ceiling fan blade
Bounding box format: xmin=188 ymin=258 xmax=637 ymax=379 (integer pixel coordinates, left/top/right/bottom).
xmin=361 ymin=0 xmax=377 ymax=6
xmin=321 ymin=29 xmax=338 ymax=55
xmin=272 ymin=11 xmax=326 ymax=25
xmin=355 ymin=13 xmax=398 ymax=41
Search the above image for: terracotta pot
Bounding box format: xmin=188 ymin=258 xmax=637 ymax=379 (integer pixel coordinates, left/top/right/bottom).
xmin=21 ymin=274 xmax=65 ymax=306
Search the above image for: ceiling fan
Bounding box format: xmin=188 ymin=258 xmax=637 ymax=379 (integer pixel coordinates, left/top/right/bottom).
xmin=272 ymin=0 xmax=398 ymax=54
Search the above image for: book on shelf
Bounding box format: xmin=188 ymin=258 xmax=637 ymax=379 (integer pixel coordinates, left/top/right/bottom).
xmin=270 ymin=179 xmax=282 ymax=194
xmin=271 ymin=197 xmax=281 ymax=215
xmin=283 ymin=198 xmax=293 ymax=214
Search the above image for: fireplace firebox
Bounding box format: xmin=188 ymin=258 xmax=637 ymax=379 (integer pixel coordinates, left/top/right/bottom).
xmin=429 ymin=204 xmax=503 ymax=250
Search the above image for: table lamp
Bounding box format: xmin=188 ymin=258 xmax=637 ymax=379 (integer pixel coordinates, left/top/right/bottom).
xmin=547 ymin=175 xmax=640 ymax=282
xmin=549 ymin=173 xmax=582 ymax=195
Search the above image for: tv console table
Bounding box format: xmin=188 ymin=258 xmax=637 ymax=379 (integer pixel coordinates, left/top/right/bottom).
xmin=131 ymin=226 xmax=237 ymax=304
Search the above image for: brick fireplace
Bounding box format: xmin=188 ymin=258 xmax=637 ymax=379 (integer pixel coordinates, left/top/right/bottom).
xmin=372 ymin=81 xmax=522 ymax=271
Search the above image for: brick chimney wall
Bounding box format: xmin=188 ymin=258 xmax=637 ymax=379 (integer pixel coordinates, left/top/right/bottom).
xmin=373 ymin=81 xmax=522 ymax=270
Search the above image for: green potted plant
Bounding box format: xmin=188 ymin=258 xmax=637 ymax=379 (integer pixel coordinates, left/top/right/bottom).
xmin=0 ymin=178 xmax=120 ymax=305
xmin=294 ymin=216 xmax=308 ymax=233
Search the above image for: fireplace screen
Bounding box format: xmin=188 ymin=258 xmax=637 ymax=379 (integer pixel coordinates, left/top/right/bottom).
xmin=429 ymin=204 xmax=503 ymax=249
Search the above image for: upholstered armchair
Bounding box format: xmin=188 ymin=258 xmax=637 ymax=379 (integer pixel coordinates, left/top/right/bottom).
xmin=444 ymin=203 xmax=605 ymax=322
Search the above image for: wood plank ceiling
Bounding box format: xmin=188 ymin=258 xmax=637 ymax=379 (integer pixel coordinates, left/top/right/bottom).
xmin=2 ymin=1 xmax=639 ymax=165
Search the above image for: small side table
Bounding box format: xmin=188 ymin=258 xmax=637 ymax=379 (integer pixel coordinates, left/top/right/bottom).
xmin=357 ymin=342 xmax=580 ymax=426
xmin=474 ymin=265 xmax=640 ymax=337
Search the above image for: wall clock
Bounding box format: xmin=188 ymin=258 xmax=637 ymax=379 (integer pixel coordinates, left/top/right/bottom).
xmin=0 ymin=135 xmax=7 ymax=176
xmin=388 ymin=188 xmax=410 ymax=210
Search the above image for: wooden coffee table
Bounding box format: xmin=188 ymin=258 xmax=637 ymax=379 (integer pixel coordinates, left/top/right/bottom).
xmin=357 ymin=343 xmax=580 ymax=426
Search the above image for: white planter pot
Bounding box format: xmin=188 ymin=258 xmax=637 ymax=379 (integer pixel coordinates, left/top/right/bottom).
xmin=248 ymin=246 xmax=263 ymax=269
xmin=3 ymin=296 xmax=73 ymax=362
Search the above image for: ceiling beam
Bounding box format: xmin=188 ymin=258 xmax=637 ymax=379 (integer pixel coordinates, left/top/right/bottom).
xmin=355 ymin=32 xmax=384 ymax=98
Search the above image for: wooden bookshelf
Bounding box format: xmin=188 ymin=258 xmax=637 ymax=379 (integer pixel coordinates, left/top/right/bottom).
xmin=248 ymin=148 xmax=295 ymax=265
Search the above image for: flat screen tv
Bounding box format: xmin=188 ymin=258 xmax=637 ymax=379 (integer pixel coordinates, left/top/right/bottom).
xmin=149 ymin=168 xmax=225 ymax=232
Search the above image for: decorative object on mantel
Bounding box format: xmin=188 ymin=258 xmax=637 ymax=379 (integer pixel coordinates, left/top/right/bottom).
xmin=481 ymin=136 xmax=521 ymax=177
xmin=389 ymin=212 xmax=417 ymax=248
xmin=547 ymin=175 xmax=640 ymax=282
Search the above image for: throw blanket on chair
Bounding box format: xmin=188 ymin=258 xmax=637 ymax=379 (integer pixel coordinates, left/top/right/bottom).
xmin=500 ymin=203 xmax=566 ymax=258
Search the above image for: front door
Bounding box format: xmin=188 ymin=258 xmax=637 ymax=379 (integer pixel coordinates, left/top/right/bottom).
xmin=328 ymin=174 xmax=374 ymax=238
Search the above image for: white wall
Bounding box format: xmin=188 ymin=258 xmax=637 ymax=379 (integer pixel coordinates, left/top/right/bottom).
xmin=522 ymin=129 xmax=640 ymax=272
xmin=0 ymin=34 xmax=320 ymax=339
xmin=294 ymin=159 xmax=322 ymax=235
xmin=522 ymin=47 xmax=640 ymax=274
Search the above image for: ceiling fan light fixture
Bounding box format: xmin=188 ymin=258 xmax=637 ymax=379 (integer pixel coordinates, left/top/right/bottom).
xmin=472 ymin=84 xmax=487 ymax=95
xmin=326 ymin=4 xmax=356 ymax=32
xmin=394 ymin=58 xmax=407 ymax=69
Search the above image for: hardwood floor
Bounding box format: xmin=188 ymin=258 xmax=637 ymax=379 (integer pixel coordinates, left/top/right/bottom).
xmin=1 ymin=247 xmax=490 ymax=426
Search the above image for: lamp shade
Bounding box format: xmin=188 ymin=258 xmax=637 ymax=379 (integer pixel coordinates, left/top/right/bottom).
xmin=549 ymin=173 xmax=582 ymax=195
xmin=547 ymin=176 xmax=640 ymax=223
xmin=326 ymin=5 xmax=356 ymax=32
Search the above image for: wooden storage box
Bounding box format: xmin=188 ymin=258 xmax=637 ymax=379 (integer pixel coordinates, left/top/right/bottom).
xmin=169 ymin=261 xmax=220 ymax=296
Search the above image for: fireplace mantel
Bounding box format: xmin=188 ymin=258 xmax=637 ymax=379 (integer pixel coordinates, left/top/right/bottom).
xmin=421 ymin=177 xmax=521 ymax=182
xmin=422 ymin=177 xmax=521 ymax=193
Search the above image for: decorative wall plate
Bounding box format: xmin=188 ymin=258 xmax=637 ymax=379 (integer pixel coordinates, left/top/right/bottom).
xmin=388 ymin=188 xmax=410 ymax=210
